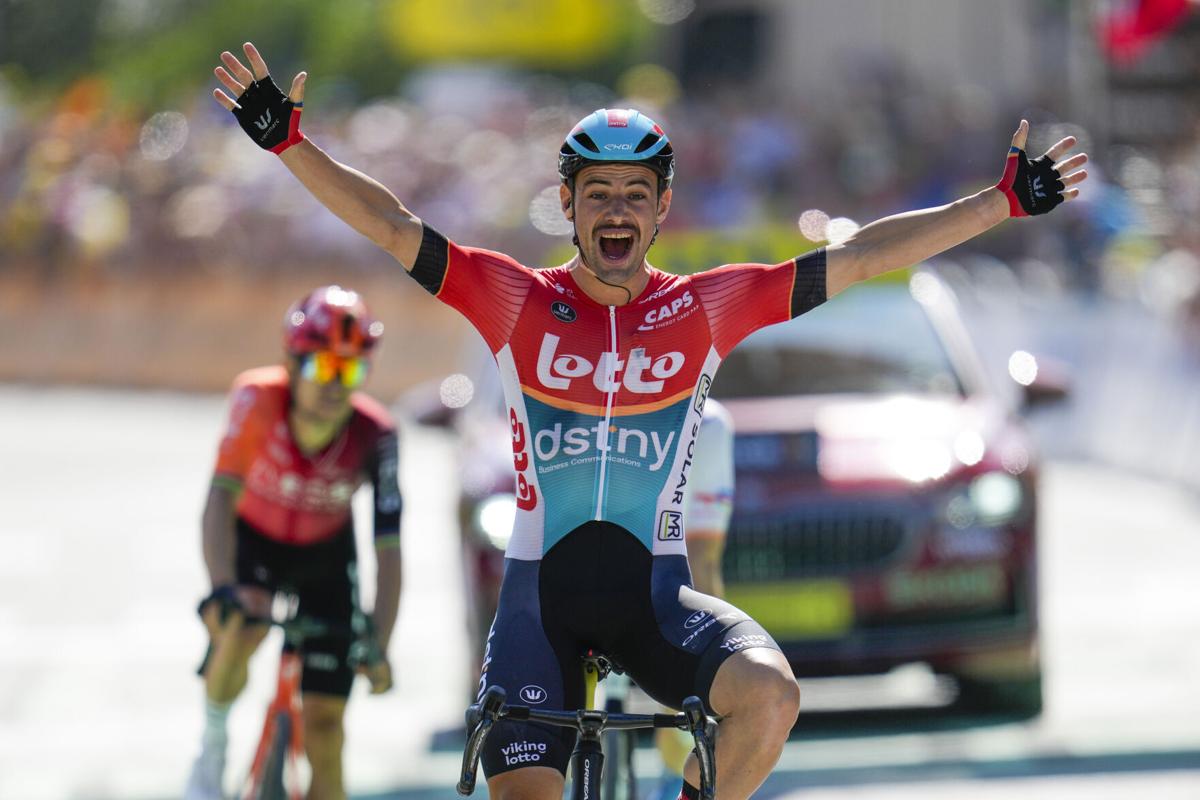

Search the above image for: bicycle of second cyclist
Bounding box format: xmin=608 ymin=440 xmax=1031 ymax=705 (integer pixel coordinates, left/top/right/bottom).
xmin=199 ymin=596 xmax=380 ymax=800
xmin=458 ymin=650 xmax=718 ymax=800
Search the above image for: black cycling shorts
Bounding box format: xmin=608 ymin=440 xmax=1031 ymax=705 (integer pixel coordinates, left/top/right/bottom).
xmin=477 ymin=520 xmax=780 ymax=778
xmin=235 ymin=518 xmax=359 ymax=698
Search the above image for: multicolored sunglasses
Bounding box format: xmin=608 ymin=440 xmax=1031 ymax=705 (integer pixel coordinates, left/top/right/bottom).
xmin=299 ymin=351 xmax=370 ymax=388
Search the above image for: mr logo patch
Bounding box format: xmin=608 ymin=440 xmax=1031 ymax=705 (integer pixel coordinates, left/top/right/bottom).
xmin=657 ymin=510 xmax=683 ymax=541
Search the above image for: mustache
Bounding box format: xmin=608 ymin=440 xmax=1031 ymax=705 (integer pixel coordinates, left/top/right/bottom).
xmin=593 ymin=225 xmax=637 ymax=236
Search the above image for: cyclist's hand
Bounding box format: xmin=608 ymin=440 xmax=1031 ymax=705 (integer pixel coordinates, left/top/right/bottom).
xmin=358 ymin=658 xmax=394 ymax=694
xmin=995 ymin=119 xmax=1088 ymax=217
xmin=198 ymin=584 xmax=244 ymax=639
xmin=212 ymin=42 xmax=307 ymax=154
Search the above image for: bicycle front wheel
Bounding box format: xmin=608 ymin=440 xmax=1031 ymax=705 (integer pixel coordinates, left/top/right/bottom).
xmin=601 ymin=727 xmax=637 ymax=800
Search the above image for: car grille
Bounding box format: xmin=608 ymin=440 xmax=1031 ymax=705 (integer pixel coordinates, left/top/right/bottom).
xmin=724 ymin=513 xmax=908 ymax=580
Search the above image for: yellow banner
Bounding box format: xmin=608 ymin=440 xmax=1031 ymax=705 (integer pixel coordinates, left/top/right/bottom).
xmin=385 ymin=0 xmax=632 ymax=66
xmin=726 ymin=580 xmax=854 ymax=639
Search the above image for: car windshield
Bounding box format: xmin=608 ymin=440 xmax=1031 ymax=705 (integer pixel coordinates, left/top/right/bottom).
xmin=712 ymin=283 xmax=964 ymax=399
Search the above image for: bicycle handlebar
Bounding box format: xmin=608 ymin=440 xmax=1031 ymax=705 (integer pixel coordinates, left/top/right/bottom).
xmin=457 ymin=686 xmax=717 ymax=799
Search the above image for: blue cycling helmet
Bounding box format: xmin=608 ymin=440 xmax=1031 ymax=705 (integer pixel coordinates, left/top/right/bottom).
xmin=558 ymin=108 xmax=674 ymax=192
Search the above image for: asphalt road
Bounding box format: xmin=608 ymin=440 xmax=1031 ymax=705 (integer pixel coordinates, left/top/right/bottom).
xmin=1 ymin=386 xmax=1198 ymax=799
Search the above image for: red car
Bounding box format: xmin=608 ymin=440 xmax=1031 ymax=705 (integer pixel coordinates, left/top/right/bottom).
xmin=711 ymin=270 xmax=1064 ymax=715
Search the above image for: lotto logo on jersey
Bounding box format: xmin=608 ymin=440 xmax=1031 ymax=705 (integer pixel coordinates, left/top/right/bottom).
xmin=510 ymin=408 xmax=538 ymax=511
xmin=536 ymin=333 xmax=684 ymax=394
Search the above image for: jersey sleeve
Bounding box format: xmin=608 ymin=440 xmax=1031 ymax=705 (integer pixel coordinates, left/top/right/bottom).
xmin=408 ymin=223 xmax=534 ymax=353
xmin=685 ymin=402 xmax=735 ymax=538
xmin=692 ymin=248 xmax=827 ymax=357
xmin=368 ymin=423 xmax=403 ymax=548
xmin=212 ymin=379 xmax=268 ymax=493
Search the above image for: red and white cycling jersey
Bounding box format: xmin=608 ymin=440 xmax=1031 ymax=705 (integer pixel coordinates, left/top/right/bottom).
xmin=410 ymin=225 xmax=825 ymax=560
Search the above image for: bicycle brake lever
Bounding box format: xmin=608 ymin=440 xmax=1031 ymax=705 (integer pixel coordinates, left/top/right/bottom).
xmin=458 ymin=687 xmax=507 ymax=795
xmin=682 ymin=696 xmax=717 ymax=800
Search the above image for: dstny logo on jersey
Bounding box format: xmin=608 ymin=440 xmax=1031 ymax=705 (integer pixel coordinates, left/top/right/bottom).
xmin=523 ymin=394 xmax=687 ymax=477
xmin=533 ymin=419 xmax=677 ymax=472
xmin=536 ymin=333 xmax=685 ymax=394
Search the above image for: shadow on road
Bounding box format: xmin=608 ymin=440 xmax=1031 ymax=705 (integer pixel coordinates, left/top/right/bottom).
xmin=790 ymin=702 xmax=1027 ymax=738
xmin=758 ymin=748 xmax=1200 ymax=795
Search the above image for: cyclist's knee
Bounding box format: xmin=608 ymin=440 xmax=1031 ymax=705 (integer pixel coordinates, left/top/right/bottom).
xmin=220 ymin=620 xmax=270 ymax=658
xmin=486 ymin=765 xmax=564 ymax=800
xmin=302 ymin=695 xmax=347 ymax=751
xmin=710 ymin=648 xmax=799 ymax=724
xmin=204 ymin=623 xmax=269 ymax=684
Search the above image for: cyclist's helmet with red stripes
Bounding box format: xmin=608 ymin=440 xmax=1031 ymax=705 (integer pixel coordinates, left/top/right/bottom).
xmin=283 ymin=285 xmax=383 ymax=357
xmin=558 ymin=108 xmax=674 ymax=193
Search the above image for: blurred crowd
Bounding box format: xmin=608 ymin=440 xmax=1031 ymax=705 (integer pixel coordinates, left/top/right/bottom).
xmin=1 ymin=52 xmax=1199 ymax=331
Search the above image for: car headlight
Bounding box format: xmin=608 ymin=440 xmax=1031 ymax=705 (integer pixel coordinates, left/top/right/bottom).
xmin=944 ymin=472 xmax=1025 ymax=529
xmin=475 ymin=493 xmax=517 ymax=551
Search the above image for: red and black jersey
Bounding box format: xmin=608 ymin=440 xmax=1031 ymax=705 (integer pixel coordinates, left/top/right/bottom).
xmin=213 ymin=366 xmax=401 ymax=546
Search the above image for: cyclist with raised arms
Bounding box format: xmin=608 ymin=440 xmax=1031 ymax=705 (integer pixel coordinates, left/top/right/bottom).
xmin=210 ymin=42 xmax=1087 ymax=800
xmin=185 ymin=286 xmax=402 ymax=800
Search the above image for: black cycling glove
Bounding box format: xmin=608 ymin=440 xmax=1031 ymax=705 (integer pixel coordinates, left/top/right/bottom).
xmin=197 ymin=584 xmax=243 ymax=623
xmin=231 ymin=75 xmax=305 ymax=154
xmin=996 ymin=145 xmax=1065 ymax=217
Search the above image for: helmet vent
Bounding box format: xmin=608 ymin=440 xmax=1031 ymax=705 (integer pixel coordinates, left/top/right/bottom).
xmin=634 ymin=132 xmax=661 ymax=153
xmin=572 ymin=131 xmax=600 ymax=153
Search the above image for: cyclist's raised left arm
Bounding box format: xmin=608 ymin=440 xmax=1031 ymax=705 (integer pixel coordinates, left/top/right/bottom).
xmin=825 ymin=120 xmax=1087 ymax=297
xmin=212 ymin=42 xmax=424 ymax=269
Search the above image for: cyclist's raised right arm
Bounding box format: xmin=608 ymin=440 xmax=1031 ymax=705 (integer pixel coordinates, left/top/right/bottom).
xmin=280 ymin=141 xmax=423 ymax=268
xmin=212 ymin=43 xmax=423 ymax=269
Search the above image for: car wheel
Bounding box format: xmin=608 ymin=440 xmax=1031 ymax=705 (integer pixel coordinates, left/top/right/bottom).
xmin=953 ymin=672 xmax=1043 ymax=717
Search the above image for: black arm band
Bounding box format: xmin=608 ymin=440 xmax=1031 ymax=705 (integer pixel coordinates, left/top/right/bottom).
xmin=410 ymin=224 xmax=450 ymax=295
xmin=790 ymin=248 xmax=827 ymax=318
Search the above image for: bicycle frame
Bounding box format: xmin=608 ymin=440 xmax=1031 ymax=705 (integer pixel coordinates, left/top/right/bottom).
xmin=570 ymin=656 xmax=608 ymax=800
xmin=241 ymin=649 xmax=305 ymax=800
xmin=198 ymin=595 xmax=380 ymax=800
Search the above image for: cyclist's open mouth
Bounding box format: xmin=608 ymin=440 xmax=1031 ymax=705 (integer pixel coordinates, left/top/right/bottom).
xmin=598 ymin=231 xmax=634 ymax=263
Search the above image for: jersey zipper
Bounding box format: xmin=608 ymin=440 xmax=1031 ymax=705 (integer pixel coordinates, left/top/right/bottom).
xmin=594 ymin=305 xmax=618 ymax=519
